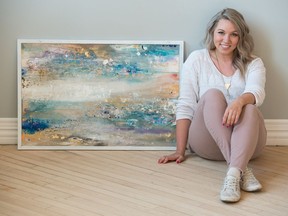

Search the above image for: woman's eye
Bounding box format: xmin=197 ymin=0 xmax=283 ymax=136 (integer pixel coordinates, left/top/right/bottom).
xmin=231 ymin=33 xmax=239 ymax=37
xmin=218 ymin=31 xmax=224 ymax=35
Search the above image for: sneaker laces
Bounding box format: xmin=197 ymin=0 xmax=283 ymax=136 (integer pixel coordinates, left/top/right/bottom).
xmin=242 ymin=168 xmax=258 ymax=184
xmin=221 ymin=175 xmax=241 ymax=202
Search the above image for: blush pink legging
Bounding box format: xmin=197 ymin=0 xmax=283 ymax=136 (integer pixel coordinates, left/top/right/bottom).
xmin=188 ymin=89 xmax=267 ymax=172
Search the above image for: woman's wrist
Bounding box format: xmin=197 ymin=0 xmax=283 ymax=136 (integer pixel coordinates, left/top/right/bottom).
xmin=175 ymin=145 xmax=186 ymax=156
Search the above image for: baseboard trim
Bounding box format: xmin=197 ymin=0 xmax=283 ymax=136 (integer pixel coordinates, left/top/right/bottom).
xmin=0 ymin=118 xmax=18 ymax=144
xmin=265 ymin=119 xmax=288 ymax=146
xmin=0 ymin=118 xmax=287 ymax=146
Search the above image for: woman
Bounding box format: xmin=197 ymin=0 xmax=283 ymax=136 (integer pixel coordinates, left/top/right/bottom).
xmin=158 ymin=8 xmax=267 ymax=203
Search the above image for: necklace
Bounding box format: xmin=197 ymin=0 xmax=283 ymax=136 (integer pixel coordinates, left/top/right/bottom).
xmin=222 ymin=75 xmax=232 ymax=90
xmin=215 ymin=51 xmax=233 ymax=96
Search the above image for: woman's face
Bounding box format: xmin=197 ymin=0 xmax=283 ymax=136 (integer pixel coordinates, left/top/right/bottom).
xmin=213 ymin=19 xmax=239 ymax=56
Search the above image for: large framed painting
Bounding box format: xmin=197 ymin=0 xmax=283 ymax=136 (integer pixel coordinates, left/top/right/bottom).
xmin=18 ymin=39 xmax=184 ymax=150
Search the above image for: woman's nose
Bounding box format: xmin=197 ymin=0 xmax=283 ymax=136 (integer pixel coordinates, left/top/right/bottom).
xmin=223 ymin=34 xmax=231 ymax=42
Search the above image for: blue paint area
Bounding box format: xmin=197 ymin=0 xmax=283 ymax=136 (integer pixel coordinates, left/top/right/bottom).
xmin=26 ymin=100 xmax=51 ymax=113
xmin=135 ymin=128 xmax=172 ymax=134
xmin=110 ymin=109 xmax=175 ymax=132
xmin=111 ymin=63 xmax=146 ymax=75
xmin=22 ymin=118 xmax=49 ymax=134
xmin=144 ymin=45 xmax=178 ymax=57
xmin=22 ymin=68 xmax=27 ymax=76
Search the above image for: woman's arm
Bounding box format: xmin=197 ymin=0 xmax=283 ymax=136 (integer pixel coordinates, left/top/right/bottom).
xmin=158 ymin=51 xmax=201 ymax=164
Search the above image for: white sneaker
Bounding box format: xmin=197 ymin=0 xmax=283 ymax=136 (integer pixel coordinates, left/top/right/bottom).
xmin=220 ymin=175 xmax=241 ymax=202
xmin=240 ymin=167 xmax=262 ymax=192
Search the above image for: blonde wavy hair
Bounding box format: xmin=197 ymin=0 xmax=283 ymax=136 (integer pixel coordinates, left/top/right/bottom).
xmin=204 ymin=8 xmax=255 ymax=75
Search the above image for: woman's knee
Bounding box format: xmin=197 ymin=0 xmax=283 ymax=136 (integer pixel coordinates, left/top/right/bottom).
xmin=241 ymin=104 xmax=264 ymax=125
xmin=242 ymin=104 xmax=260 ymax=119
xmin=203 ymin=89 xmax=225 ymax=99
xmin=201 ymin=89 xmax=226 ymax=105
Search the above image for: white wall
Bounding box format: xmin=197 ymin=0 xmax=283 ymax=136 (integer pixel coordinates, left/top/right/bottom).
xmin=0 ymin=0 xmax=287 ymax=118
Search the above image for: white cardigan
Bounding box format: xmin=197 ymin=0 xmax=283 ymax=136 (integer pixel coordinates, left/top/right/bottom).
xmin=176 ymin=49 xmax=266 ymax=121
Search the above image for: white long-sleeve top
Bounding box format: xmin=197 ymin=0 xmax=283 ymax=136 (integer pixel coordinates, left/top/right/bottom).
xmin=176 ymin=49 xmax=266 ymax=121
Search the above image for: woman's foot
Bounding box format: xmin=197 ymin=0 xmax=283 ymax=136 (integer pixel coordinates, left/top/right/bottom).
xmin=220 ymin=175 xmax=241 ymax=202
xmin=240 ymin=167 xmax=262 ymax=192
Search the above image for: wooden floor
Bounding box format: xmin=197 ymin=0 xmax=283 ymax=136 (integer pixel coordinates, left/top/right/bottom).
xmin=0 ymin=145 xmax=287 ymax=216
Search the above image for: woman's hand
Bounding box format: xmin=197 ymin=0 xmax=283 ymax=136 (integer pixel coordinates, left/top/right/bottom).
xmin=158 ymin=119 xmax=190 ymax=164
xmin=222 ymin=93 xmax=255 ymax=127
xmin=222 ymin=99 xmax=243 ymax=126
xmin=158 ymin=152 xmax=185 ymax=164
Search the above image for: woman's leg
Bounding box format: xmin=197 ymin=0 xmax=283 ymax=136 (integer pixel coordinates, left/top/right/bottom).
xmin=229 ymin=104 xmax=267 ymax=172
xmin=224 ymin=104 xmax=266 ymax=201
xmin=188 ymin=89 xmax=232 ymax=161
xmin=188 ymin=89 xmax=267 ymax=202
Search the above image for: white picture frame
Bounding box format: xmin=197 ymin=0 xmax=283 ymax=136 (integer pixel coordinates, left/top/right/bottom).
xmin=18 ymin=39 xmax=184 ymax=150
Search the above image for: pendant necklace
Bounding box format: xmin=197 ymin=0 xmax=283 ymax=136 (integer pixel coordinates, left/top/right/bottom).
xmin=215 ymin=51 xmax=233 ymax=97
xmin=223 ymin=76 xmax=232 ymax=94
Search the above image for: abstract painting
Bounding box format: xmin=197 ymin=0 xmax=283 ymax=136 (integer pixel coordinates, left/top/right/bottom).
xmin=18 ymin=40 xmax=183 ymax=150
